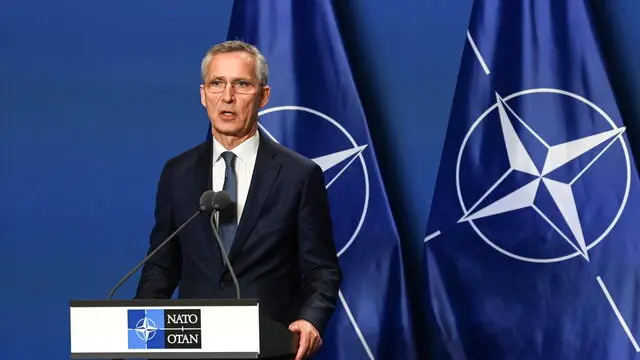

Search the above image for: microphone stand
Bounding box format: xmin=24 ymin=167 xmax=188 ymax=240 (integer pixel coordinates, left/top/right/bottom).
xmin=210 ymin=211 xmax=241 ymax=299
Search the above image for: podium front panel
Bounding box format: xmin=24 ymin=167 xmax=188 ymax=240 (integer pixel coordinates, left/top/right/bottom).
xmin=69 ymin=299 xmax=261 ymax=359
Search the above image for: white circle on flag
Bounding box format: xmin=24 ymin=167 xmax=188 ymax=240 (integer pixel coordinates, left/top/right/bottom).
xmin=456 ymin=88 xmax=631 ymax=263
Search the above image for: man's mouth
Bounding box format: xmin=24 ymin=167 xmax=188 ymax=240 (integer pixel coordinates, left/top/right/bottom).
xmin=219 ymin=110 xmax=236 ymax=118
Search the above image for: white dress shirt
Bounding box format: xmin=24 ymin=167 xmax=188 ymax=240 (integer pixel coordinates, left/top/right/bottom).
xmin=211 ymin=131 xmax=259 ymax=224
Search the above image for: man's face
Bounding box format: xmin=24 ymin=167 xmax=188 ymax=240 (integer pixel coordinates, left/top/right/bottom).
xmin=200 ymin=51 xmax=270 ymax=141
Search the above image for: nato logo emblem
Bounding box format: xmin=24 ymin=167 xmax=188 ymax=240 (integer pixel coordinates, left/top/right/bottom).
xmin=455 ymin=89 xmax=631 ymax=263
xmin=127 ymin=309 xmax=202 ymax=349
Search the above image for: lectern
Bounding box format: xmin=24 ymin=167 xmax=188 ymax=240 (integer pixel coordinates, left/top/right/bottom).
xmin=69 ymin=298 xmax=297 ymax=359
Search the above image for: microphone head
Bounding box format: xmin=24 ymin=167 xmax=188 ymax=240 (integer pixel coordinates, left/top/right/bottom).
xmin=211 ymin=191 xmax=232 ymax=211
xmin=199 ymin=190 xmax=217 ymax=211
xmin=198 ymin=190 xmax=232 ymax=211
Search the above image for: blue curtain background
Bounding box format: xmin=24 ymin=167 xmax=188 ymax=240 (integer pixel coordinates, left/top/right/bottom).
xmin=1 ymin=0 xmax=639 ymax=358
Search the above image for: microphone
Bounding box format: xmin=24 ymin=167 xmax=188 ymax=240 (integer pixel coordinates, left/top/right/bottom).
xmin=107 ymin=190 xmax=218 ymax=300
xmin=209 ymin=190 xmax=232 ymax=211
xmin=207 ymin=191 xmax=241 ymax=299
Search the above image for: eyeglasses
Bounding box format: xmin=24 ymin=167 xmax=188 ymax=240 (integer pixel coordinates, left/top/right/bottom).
xmin=203 ymin=79 xmax=259 ymax=95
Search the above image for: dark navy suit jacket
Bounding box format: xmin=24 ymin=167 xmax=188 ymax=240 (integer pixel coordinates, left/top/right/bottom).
xmin=135 ymin=131 xmax=341 ymax=335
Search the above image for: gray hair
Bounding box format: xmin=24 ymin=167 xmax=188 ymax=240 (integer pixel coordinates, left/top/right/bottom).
xmin=200 ymin=40 xmax=269 ymax=85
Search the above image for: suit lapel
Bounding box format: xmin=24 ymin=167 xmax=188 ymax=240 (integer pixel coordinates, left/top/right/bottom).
xmin=189 ymin=140 xmax=227 ymax=268
xmin=192 ymin=140 xmax=213 ymax=203
xmin=228 ymin=134 xmax=280 ymax=261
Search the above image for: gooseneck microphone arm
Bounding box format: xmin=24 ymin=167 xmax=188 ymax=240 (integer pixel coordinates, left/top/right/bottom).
xmin=209 ymin=211 xmax=241 ymax=299
xmin=107 ymin=210 xmax=200 ymax=300
xmin=107 ymin=190 xmax=217 ymax=300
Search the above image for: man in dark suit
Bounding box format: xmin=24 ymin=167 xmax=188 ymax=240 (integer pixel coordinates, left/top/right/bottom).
xmin=135 ymin=40 xmax=342 ymax=360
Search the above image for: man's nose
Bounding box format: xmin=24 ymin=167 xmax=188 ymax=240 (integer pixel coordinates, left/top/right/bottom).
xmin=221 ymin=85 xmax=235 ymax=102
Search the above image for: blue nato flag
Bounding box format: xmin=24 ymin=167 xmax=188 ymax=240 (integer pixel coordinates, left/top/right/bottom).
xmin=424 ymin=1 xmax=640 ymax=359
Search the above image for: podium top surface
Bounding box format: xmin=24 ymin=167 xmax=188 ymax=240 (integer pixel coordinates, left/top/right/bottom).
xmin=70 ymin=298 xmax=259 ymax=307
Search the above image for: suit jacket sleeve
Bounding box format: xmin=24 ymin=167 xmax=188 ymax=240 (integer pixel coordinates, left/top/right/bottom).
xmin=296 ymin=163 xmax=342 ymax=334
xmin=135 ymin=161 xmax=182 ymax=299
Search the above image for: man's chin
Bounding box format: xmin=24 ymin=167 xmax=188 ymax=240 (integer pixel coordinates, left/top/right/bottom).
xmin=213 ymin=122 xmax=256 ymax=136
xmin=211 ymin=123 xmax=241 ymax=136
xmin=211 ymin=126 xmax=256 ymax=140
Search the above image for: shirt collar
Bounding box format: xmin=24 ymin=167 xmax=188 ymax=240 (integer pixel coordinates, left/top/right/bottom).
xmin=212 ymin=130 xmax=260 ymax=165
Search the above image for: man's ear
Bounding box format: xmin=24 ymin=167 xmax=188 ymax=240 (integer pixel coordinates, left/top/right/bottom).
xmin=259 ymin=85 xmax=271 ymax=108
xmin=199 ymin=84 xmax=207 ymax=107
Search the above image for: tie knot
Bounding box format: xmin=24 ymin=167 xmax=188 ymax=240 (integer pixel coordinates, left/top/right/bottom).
xmin=220 ymin=151 xmax=236 ymax=168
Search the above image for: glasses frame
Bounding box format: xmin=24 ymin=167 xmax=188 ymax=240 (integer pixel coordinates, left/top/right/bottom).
xmin=202 ymin=77 xmax=261 ymax=95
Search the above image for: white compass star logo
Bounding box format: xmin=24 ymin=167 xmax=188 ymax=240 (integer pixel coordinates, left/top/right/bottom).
xmin=457 ymin=89 xmax=630 ymax=262
xmin=135 ymin=316 xmax=157 ymax=342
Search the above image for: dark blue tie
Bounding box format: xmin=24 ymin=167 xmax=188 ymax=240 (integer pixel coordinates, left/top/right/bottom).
xmin=219 ymin=151 xmax=237 ymax=253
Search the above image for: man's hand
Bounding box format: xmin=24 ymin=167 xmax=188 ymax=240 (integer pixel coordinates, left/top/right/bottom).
xmin=288 ymin=319 xmax=322 ymax=360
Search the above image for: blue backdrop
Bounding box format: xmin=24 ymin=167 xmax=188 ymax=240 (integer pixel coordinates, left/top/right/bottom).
xmin=2 ymin=0 xmax=640 ymax=359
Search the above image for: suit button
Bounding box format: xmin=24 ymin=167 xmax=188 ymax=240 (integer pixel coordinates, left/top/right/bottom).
xmin=219 ymin=281 xmax=225 ymax=289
